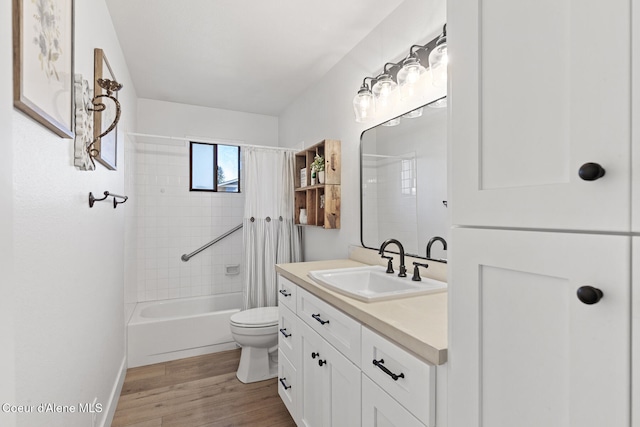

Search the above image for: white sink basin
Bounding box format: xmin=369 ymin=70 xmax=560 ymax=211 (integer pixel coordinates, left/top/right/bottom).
xmin=307 ymin=265 xmax=447 ymax=302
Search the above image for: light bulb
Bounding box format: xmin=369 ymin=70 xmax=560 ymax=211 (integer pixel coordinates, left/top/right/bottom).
xmin=372 ymin=74 xmax=398 ymax=109
xmin=353 ymin=85 xmax=375 ymax=123
xmin=397 ymin=57 xmax=426 ymax=99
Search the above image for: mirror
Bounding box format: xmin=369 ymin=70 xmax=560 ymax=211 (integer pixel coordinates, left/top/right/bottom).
xmin=360 ymin=97 xmax=447 ymax=260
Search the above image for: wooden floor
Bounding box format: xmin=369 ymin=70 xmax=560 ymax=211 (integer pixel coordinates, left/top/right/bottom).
xmin=111 ymin=349 xmax=296 ymax=427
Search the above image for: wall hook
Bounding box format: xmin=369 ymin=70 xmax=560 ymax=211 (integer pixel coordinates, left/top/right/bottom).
xmin=89 ymin=191 xmax=128 ymax=208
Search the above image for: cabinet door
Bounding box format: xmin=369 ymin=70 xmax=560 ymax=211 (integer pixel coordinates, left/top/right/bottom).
xmin=323 ymin=340 xmax=361 ymax=427
xmin=634 ymin=4 xmax=640 ymax=233
xmin=299 ymin=321 xmax=326 ymax=427
xmin=298 ymin=321 xmax=361 ymax=427
xmin=633 ymin=237 xmax=640 ymax=427
xmin=449 ymin=0 xmax=631 ymax=232
xmin=449 ymin=228 xmax=630 ymax=427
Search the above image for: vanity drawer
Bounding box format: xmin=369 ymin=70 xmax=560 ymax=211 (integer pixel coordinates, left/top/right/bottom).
xmin=296 ymin=287 xmax=361 ymax=365
xmin=278 ymin=304 xmax=299 ymax=367
xmin=361 ymin=327 xmax=435 ymax=426
xmin=278 ymin=276 xmax=297 ymax=312
xmin=278 ymin=350 xmax=297 ymax=422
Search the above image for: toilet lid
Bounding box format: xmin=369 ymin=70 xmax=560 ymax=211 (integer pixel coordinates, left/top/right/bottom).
xmin=230 ymin=307 xmax=279 ymax=327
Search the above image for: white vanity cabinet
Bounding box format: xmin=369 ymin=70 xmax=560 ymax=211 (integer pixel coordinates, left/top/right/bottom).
xmin=277 ymin=275 xmax=439 ymax=427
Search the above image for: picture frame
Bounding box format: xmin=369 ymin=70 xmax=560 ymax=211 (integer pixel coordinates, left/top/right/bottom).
xmin=92 ymin=48 xmax=118 ymax=170
xmin=13 ymin=0 xmax=75 ymax=138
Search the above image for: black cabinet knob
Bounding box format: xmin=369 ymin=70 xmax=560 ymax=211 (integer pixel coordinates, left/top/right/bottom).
xmin=578 ymin=163 xmax=605 ymax=181
xmin=577 ymin=286 xmax=603 ymax=305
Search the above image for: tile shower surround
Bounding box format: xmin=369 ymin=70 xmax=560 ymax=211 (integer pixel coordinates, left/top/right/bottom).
xmin=135 ymin=142 xmax=244 ymax=302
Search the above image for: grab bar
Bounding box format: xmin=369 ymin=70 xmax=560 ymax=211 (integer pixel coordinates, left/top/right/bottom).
xmin=181 ymin=223 xmax=243 ymax=262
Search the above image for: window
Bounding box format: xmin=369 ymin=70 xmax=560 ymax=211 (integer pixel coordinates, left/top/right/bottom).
xmin=190 ymin=142 xmax=240 ymax=192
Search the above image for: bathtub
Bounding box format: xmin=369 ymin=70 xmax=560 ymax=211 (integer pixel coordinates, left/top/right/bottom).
xmin=127 ymin=293 xmax=242 ymax=368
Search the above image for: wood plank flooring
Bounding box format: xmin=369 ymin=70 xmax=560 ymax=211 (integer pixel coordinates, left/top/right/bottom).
xmin=111 ymin=349 xmax=296 ymax=427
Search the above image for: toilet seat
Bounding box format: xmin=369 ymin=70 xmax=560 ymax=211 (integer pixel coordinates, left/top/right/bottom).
xmin=230 ymin=307 xmax=278 ymax=328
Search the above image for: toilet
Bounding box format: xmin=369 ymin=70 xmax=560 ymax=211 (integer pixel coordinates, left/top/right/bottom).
xmin=229 ymin=306 xmax=279 ymax=383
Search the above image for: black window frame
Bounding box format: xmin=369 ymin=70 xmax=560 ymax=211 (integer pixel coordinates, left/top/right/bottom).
xmin=189 ymin=141 xmax=241 ymax=193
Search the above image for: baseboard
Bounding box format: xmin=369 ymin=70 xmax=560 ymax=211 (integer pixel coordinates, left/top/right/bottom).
xmin=99 ymin=355 xmax=126 ymax=427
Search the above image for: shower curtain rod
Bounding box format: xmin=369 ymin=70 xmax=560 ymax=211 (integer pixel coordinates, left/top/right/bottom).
xmin=128 ymin=132 xmax=298 ymax=152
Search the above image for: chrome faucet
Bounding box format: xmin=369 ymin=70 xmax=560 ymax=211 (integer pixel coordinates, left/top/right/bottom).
xmin=379 ymin=239 xmax=407 ymax=277
xmin=426 ymin=236 xmax=447 ymax=263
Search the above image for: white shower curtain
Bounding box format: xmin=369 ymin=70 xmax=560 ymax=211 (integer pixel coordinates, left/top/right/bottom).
xmin=242 ymin=147 xmax=302 ymax=309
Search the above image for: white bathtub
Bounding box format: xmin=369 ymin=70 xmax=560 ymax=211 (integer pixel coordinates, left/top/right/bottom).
xmin=127 ymin=293 xmax=242 ymax=367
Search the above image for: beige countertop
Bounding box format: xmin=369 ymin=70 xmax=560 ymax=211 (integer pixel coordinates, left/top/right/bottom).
xmin=276 ymin=259 xmax=448 ymax=365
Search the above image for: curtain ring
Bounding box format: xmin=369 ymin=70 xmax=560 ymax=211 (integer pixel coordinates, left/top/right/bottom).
xmin=250 ymin=217 xmax=255 ymax=222
xmin=266 ymin=216 xmax=271 ymax=222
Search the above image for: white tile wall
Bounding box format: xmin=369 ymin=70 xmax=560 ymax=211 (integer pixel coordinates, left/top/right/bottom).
xmin=135 ymin=142 xmax=244 ymax=302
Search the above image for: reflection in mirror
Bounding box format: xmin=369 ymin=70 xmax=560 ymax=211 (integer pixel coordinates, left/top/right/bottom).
xmin=360 ymin=97 xmax=447 ymax=260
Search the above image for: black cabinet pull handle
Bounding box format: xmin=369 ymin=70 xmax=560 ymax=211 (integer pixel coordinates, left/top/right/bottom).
xmin=279 ymin=328 xmax=291 ymax=338
xmin=311 ymin=352 xmax=320 ymax=359
xmin=279 ymin=378 xmax=292 ymax=390
xmin=279 ymin=289 xmax=291 ymax=297
xmin=312 ymin=313 xmax=330 ymax=325
xmin=318 ymin=359 xmax=327 ymax=367
xmin=373 ymin=359 xmax=405 ymax=381
xmin=578 ymin=163 xmax=605 ymax=181
xmin=577 ymin=286 xmax=603 ymax=305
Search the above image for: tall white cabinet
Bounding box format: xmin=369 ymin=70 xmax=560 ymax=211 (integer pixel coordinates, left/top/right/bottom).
xmin=448 ymin=0 xmax=637 ymax=426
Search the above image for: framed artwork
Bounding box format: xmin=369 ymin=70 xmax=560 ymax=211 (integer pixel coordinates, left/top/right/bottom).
xmin=13 ymin=0 xmax=75 ymax=138
xmin=92 ymin=48 xmax=118 ymax=170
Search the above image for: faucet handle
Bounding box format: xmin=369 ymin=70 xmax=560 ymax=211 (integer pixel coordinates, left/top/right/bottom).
xmin=411 ymin=262 xmax=429 ymax=281
xmin=381 ymin=255 xmax=394 ymax=274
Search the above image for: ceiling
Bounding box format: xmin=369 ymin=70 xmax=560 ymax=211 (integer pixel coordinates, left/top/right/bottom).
xmin=105 ymin=0 xmax=405 ymax=116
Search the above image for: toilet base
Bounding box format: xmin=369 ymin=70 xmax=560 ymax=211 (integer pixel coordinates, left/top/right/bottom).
xmin=236 ymin=346 xmax=278 ymax=384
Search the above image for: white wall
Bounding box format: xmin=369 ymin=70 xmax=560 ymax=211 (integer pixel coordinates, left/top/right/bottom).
xmin=0 ymin=0 xmax=16 ymax=425
xmin=3 ymin=1 xmax=138 ymax=426
xmin=134 ymin=99 xmax=278 ymax=303
xmin=279 ymin=0 xmax=447 ymax=260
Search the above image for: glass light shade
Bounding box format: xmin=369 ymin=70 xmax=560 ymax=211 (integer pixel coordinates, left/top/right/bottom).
xmin=429 ymin=42 xmax=448 ymax=88
xmin=353 ymin=86 xmax=375 ymax=123
xmin=372 ymin=74 xmax=398 ymax=108
xmin=403 ymin=107 xmax=423 ymax=118
xmin=397 ymin=57 xmax=426 ymax=99
xmin=381 ymin=117 xmax=401 ymax=127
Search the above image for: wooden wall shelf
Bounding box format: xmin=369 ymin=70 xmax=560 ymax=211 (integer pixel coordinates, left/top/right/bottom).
xmin=294 ymin=139 xmax=341 ymax=229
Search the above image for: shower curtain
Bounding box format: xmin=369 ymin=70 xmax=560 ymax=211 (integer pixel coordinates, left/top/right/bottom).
xmin=242 ymin=147 xmax=302 ymax=309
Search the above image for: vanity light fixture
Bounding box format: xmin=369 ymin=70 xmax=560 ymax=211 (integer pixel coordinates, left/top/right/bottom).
xmin=352 ymin=24 xmax=447 ymax=123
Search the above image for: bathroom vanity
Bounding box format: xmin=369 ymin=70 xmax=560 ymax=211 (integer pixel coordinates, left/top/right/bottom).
xmin=275 ymin=259 xmax=447 ymax=427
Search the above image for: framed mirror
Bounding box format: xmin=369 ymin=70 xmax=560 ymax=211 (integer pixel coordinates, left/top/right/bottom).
xmin=360 ymin=97 xmax=447 ymax=260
